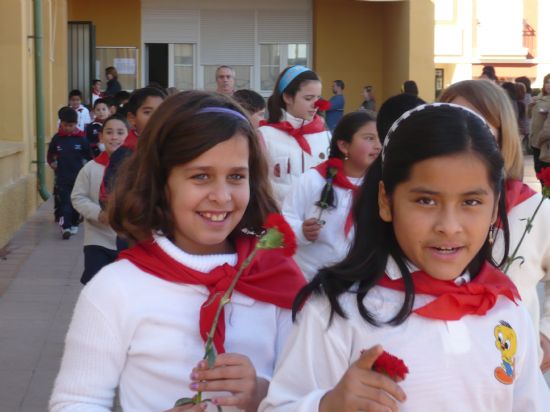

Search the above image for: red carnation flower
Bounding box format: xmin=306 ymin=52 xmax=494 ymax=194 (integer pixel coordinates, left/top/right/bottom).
xmin=326 ymin=157 xmax=344 ymax=170
xmin=262 ymin=213 xmax=297 ymax=257
xmin=372 ymin=350 xmax=409 ymax=382
xmin=314 ymin=99 xmax=331 ymax=112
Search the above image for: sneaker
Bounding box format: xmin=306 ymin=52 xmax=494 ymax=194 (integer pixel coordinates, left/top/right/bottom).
xmin=62 ymin=229 xmax=71 ymax=240
xmin=70 ymin=226 xmax=79 ymax=235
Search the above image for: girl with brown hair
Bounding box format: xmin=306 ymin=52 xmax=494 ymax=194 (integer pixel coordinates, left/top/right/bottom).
xmin=50 ymin=91 xmax=305 ymax=412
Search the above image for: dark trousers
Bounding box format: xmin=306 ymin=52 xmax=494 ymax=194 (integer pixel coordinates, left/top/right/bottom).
xmin=58 ymin=184 xmax=80 ymax=230
xmin=81 ymin=245 xmax=118 ymax=285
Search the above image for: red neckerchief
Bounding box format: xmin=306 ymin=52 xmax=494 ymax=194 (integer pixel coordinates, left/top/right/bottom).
xmin=314 ymin=158 xmax=360 ymax=235
xmin=121 ymin=129 xmax=139 ymax=150
xmin=94 ymin=151 xmax=109 ymax=166
xmin=118 ymin=235 xmax=306 ymax=353
xmin=505 ymin=179 xmax=537 ymax=213
xmin=377 ymin=262 xmax=520 ymax=320
xmin=260 ymin=115 xmax=325 ymax=155
xmin=57 ymin=127 xmax=85 ymax=137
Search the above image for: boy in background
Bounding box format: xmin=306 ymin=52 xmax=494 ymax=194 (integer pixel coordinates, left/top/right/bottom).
xmin=48 ymin=107 xmax=91 ymax=239
xmin=100 ymin=87 xmax=166 ymax=249
xmin=68 ymin=89 xmax=91 ymax=131
xmin=85 ymin=98 xmax=110 ymax=157
xmin=233 ymin=89 xmax=266 ymax=129
xmin=91 ymin=79 xmax=104 ymax=106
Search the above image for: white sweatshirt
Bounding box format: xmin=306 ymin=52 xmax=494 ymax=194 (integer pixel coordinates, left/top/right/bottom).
xmin=259 ymin=111 xmax=331 ymax=206
xmin=259 ymin=265 xmax=550 ymax=412
xmin=71 ymin=159 xmax=117 ymax=250
xmin=50 ymin=235 xmax=293 ymax=412
xmin=282 ymin=169 xmax=362 ymax=279
xmin=493 ymin=193 xmax=550 ymax=361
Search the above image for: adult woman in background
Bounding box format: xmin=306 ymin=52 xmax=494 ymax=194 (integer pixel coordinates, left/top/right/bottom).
xmin=529 ymin=74 xmax=550 ymax=175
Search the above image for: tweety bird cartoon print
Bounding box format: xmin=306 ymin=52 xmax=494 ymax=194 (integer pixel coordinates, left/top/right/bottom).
xmin=494 ymin=320 xmax=517 ymax=385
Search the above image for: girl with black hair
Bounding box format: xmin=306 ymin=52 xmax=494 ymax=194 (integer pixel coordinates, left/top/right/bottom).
xmin=282 ymin=111 xmax=380 ymax=279
xmin=259 ymin=66 xmax=331 ymax=205
xmin=260 ymin=104 xmax=550 ymax=412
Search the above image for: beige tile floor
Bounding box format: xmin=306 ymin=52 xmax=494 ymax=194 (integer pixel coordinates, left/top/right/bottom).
xmin=0 ymin=156 xmax=547 ymax=411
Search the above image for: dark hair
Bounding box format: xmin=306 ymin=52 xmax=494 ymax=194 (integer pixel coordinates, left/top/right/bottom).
xmin=68 ymin=89 xmax=82 ymax=99
xmin=501 ymin=82 xmax=518 ymax=101
xmin=293 ymin=105 xmax=509 ymax=326
xmin=92 ymin=79 xmax=101 ymax=86
xmin=482 ymin=66 xmax=498 ymax=81
xmin=376 ymin=93 xmax=426 ymax=142
xmin=267 ymin=66 xmax=321 ymax=123
xmin=125 ymin=87 xmax=167 ymax=115
xmin=58 ymin=106 xmax=78 ymax=123
xmin=318 ymin=111 xmax=377 ymax=210
xmin=334 ymin=80 xmax=345 ymax=90
xmin=364 ymin=85 xmax=373 ymax=92
xmin=109 ymin=91 xmax=278 ymax=243
xmin=114 ymin=90 xmax=131 ymax=105
xmin=102 ymin=113 xmax=130 ymax=131
xmin=403 ymin=80 xmax=419 ymax=96
xmin=105 ymin=66 xmax=118 ymax=79
xmin=93 ymin=98 xmax=108 ymax=109
xmin=233 ymin=89 xmax=266 ymax=114
xmin=515 ymin=76 xmax=532 ymax=94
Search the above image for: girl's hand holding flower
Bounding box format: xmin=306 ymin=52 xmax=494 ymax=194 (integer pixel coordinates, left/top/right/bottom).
xmin=302 ymin=217 xmax=323 ymax=242
xmin=189 ymin=353 xmax=268 ymax=412
xmin=319 ymin=345 xmax=407 ymax=412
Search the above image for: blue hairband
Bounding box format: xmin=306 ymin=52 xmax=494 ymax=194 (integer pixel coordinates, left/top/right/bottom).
xmin=278 ymin=65 xmax=311 ymax=94
xmin=196 ymin=107 xmax=248 ymax=122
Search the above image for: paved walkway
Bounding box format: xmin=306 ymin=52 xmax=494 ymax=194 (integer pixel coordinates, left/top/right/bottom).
xmin=0 ymin=156 xmax=547 ymax=411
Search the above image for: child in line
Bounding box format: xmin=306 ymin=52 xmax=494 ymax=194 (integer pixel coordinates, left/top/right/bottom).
xmin=439 ymin=79 xmax=550 ymax=371
xmin=50 ymin=91 xmax=306 ymax=412
xmin=47 ymin=107 xmax=91 ymax=239
xmin=71 ymin=114 xmax=128 ymax=285
xmin=99 ymin=87 xmax=166 ymax=250
xmin=233 ymin=89 xmax=266 ymax=129
xmin=68 ymin=89 xmax=92 ymax=132
xmin=283 ymin=111 xmax=381 ymax=279
xmin=85 ymin=98 xmax=110 ymax=157
xmin=259 ymin=104 xmax=550 ymax=411
xmin=259 ymin=65 xmax=331 ymax=206
xmin=91 ymin=79 xmax=103 ymax=106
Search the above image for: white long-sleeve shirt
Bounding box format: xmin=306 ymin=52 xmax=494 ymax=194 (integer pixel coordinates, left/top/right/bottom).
xmin=259 ymin=274 xmax=550 ymax=412
xmin=282 ymin=169 xmax=361 ymax=279
xmin=50 ymin=235 xmax=293 ymax=412
xmin=259 ymin=111 xmax=331 ymax=206
xmin=493 ymin=193 xmax=550 ymax=361
xmin=70 ymin=159 xmax=117 ymax=250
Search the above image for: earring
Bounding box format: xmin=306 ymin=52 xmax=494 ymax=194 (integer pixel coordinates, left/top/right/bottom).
xmin=488 ymin=225 xmax=495 ymax=245
xmin=344 ymin=154 xmax=349 ymax=161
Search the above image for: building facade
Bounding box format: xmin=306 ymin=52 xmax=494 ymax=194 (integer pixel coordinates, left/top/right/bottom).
xmin=0 ymin=0 xmax=67 ymax=247
xmin=434 ymin=0 xmax=550 ymax=94
xmin=1 ymin=0 xmax=434 ymax=247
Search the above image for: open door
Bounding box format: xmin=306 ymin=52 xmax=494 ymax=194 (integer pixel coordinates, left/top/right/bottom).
xmin=68 ymin=21 xmax=95 ymax=105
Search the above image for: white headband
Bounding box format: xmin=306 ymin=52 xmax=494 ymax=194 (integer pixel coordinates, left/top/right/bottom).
xmin=381 ymin=102 xmax=491 ymax=162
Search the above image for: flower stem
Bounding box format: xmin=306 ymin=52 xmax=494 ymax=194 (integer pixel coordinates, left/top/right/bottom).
xmin=503 ymin=197 xmax=545 ymax=273
xmin=195 ymin=247 xmax=260 ymax=403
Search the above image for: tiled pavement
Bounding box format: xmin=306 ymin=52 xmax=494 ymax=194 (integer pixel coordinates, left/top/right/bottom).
xmin=0 ymin=156 xmax=547 ymax=411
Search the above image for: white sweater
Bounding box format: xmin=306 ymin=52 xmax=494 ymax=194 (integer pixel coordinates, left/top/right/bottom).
xmin=493 ymin=193 xmax=550 ymax=361
xmin=50 ymin=235 xmax=293 ymax=412
xmin=259 ymin=273 xmax=550 ymax=411
xmin=259 ymin=111 xmax=331 ymax=206
xmin=282 ymin=169 xmax=361 ymax=279
xmin=71 ymin=159 xmax=117 ymax=250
